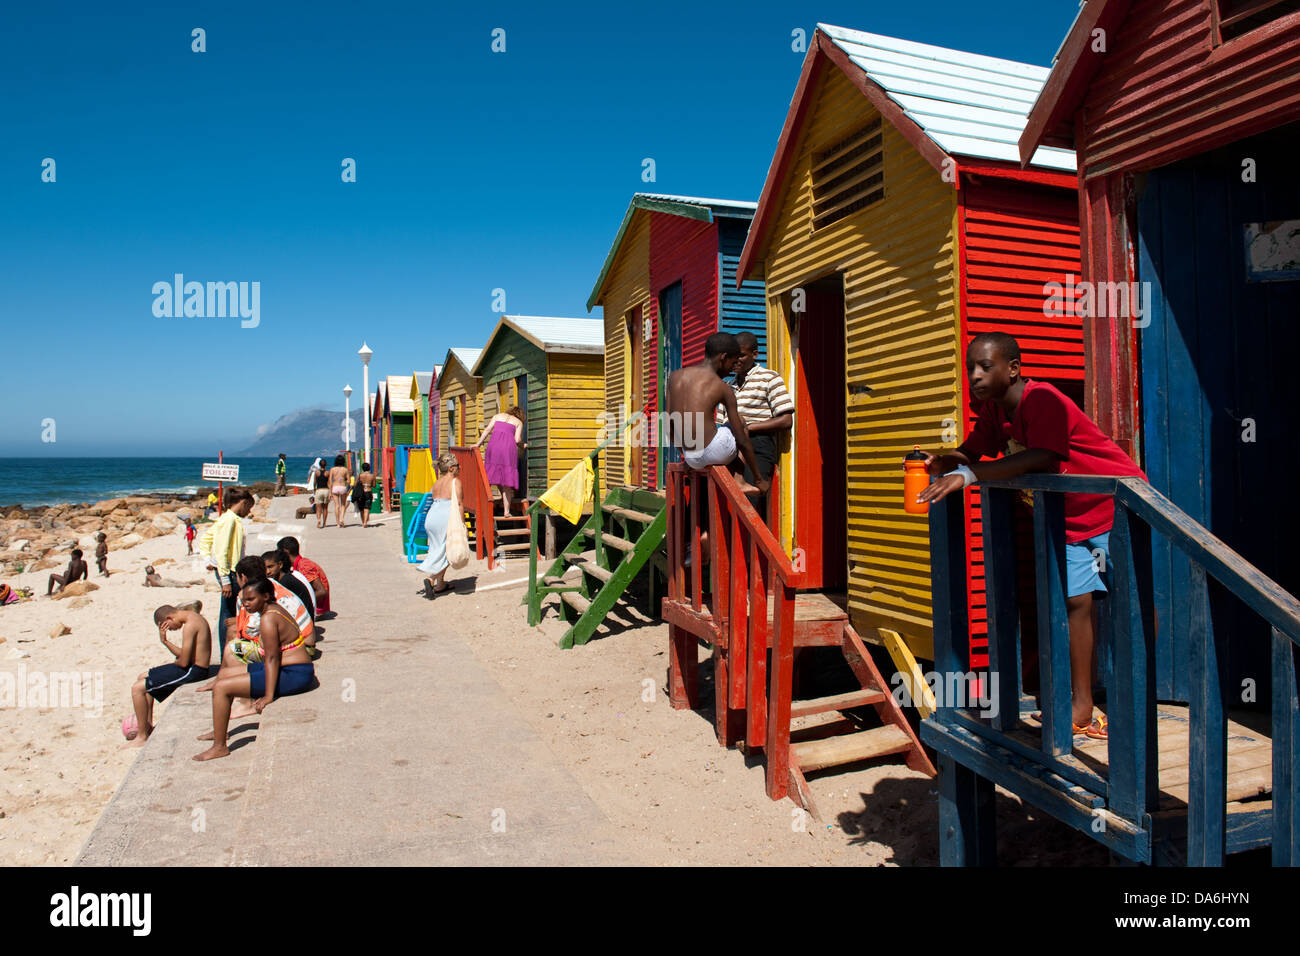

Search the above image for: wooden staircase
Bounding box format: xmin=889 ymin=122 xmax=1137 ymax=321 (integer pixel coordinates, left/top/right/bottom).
xmin=527 ymin=485 xmax=666 ymax=649
xmin=663 ymin=463 xmax=935 ymax=817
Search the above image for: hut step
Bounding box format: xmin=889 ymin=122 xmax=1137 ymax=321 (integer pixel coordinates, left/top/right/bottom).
xmin=789 ymin=688 xmax=886 ymax=719
xmin=564 ymin=554 xmax=613 ymax=583
xmin=789 ymin=725 xmax=912 ymax=773
xmin=606 ymin=506 xmax=657 ymax=524
xmin=560 ymin=591 xmax=592 ymax=616
xmin=581 ymin=528 xmax=635 ymax=552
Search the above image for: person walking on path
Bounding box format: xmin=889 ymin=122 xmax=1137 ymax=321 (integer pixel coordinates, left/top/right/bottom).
xmin=476 ymin=405 xmax=525 ymax=516
xmin=274 ymin=454 xmax=288 ymax=496
xmin=312 ymin=467 xmax=330 ymax=529
xmin=209 ymin=488 xmax=254 ymax=655
xmin=419 ymin=452 xmax=463 ymax=598
xmin=352 ymin=462 xmax=377 ymax=528
xmin=718 ymin=331 xmax=794 ymax=513
xmin=328 ymin=454 xmax=351 ymax=528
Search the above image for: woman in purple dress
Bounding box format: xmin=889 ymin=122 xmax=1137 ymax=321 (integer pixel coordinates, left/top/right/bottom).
xmin=476 ymin=405 xmax=526 ymax=516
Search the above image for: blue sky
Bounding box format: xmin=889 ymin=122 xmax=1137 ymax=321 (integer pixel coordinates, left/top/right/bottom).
xmin=0 ymin=0 xmax=1079 ymax=455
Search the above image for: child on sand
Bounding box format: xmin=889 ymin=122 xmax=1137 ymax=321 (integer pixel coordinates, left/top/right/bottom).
xmin=917 ymin=332 xmax=1147 ymax=741
xmin=95 ymin=533 xmax=108 ymax=577
xmin=47 ymin=549 xmax=88 ymax=595
xmin=122 ymin=606 xmax=212 ymax=747
xmin=185 ymin=519 xmax=196 ymax=555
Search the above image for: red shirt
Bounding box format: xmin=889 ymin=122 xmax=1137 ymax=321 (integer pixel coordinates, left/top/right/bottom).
xmin=293 ymin=555 xmax=330 ymax=614
xmin=960 ymin=380 xmax=1146 ymax=543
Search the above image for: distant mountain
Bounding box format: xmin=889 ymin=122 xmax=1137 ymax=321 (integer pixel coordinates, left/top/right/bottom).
xmin=235 ymin=406 xmax=367 ymax=457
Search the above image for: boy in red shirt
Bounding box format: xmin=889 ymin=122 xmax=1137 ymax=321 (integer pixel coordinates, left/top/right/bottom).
xmin=918 ymin=333 xmax=1146 ymax=741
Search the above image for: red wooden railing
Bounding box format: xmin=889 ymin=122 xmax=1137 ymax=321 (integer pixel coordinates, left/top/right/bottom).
xmin=451 ymin=446 xmax=497 ymax=570
xmin=666 ymin=462 xmax=806 ymax=800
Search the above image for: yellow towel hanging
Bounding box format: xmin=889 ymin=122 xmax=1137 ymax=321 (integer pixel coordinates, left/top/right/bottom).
xmin=538 ymin=458 xmax=594 ymax=524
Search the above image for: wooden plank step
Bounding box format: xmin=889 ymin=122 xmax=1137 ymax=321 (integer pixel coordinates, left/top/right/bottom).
xmin=790 ymin=725 xmax=912 ymax=773
xmin=542 ymin=575 xmax=569 ymax=586
xmin=582 ymin=528 xmax=635 ymax=552
xmin=564 ymin=554 xmax=613 ymax=583
xmin=607 ymin=506 xmax=657 ymax=524
xmin=560 ymin=591 xmax=592 ymax=615
xmin=790 ymin=688 xmax=886 ymax=719
xmin=496 ymin=528 xmax=532 ymax=537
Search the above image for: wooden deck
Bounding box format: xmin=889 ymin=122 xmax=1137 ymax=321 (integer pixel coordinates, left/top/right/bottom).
xmin=1019 ymin=705 xmax=1272 ymax=812
xmin=662 ymin=591 xmax=849 ymax=647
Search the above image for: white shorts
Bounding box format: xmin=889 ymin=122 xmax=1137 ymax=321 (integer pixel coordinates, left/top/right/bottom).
xmin=682 ymin=425 xmax=737 ymax=470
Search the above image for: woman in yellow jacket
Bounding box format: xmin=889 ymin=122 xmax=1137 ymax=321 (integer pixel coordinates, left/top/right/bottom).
xmin=208 ymin=489 xmax=254 ymax=654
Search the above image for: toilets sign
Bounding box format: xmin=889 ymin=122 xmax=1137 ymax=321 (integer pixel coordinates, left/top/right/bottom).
xmin=202 ymin=463 xmax=240 ymax=482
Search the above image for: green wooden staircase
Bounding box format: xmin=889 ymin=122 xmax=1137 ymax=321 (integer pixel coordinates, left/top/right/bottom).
xmin=523 ymin=407 xmax=667 ymax=648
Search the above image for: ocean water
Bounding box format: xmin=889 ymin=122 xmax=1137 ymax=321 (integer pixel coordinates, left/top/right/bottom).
xmin=0 ymin=457 xmax=329 ymax=508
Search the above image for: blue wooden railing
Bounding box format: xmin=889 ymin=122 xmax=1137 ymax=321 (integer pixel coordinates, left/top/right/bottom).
xmin=923 ymin=474 xmax=1300 ymax=866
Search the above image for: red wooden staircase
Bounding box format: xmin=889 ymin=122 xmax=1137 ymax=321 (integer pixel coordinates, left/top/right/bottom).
xmin=662 ymin=463 xmax=934 ymax=819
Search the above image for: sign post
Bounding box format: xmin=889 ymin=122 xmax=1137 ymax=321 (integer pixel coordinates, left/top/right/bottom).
xmin=202 ymin=455 xmax=240 ymax=516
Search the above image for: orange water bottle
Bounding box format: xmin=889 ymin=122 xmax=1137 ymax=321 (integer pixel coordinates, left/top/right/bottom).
xmin=903 ymin=446 xmax=929 ymax=515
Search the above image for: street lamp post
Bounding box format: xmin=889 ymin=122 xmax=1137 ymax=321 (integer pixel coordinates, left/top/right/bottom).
xmin=343 ymin=384 xmax=353 ymax=460
xmin=359 ymin=342 xmax=373 ymax=466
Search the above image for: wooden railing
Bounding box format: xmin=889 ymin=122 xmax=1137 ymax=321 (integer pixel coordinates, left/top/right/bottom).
xmin=666 ymin=462 xmax=804 ymax=800
xmin=450 ymin=446 xmax=497 ymax=569
xmin=926 ymin=474 xmax=1300 ymax=864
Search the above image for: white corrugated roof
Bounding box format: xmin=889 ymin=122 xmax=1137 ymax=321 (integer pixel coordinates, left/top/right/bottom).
xmin=449 ymin=348 xmax=482 ymax=371
xmin=386 ymin=375 xmax=415 ymax=413
xmin=819 ymin=23 xmax=1076 ymax=172
xmin=471 ymin=316 xmax=604 ymax=376
xmin=412 ymin=371 xmax=433 ymax=397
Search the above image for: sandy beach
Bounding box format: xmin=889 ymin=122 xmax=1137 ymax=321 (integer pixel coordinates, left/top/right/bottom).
xmin=0 ymin=493 xmax=282 ymax=865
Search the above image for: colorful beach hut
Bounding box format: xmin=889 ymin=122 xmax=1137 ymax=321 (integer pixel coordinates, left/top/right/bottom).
xmin=436 ymin=348 xmax=483 ymax=454
xmin=660 ymin=24 xmax=1089 ymax=814
xmin=734 ymin=24 xmax=1085 ymax=667
xmin=588 ymin=193 xmax=766 ymax=490
xmin=469 ymin=315 xmax=605 ymax=502
xmin=410 ymin=371 xmax=434 ymax=453
xmin=929 ymin=0 xmax=1300 ymax=866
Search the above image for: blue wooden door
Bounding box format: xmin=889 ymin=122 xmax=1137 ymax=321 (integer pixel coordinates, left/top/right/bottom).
xmin=658 ymin=281 xmax=684 ymax=477
xmin=1138 ymin=124 xmax=1300 ymax=703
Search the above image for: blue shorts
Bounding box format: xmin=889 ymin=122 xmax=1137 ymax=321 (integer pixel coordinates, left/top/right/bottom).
xmin=1064 ymin=532 xmax=1110 ymax=598
xmin=247 ymin=662 xmax=316 ymax=699
xmin=145 ymin=663 xmax=208 ymax=702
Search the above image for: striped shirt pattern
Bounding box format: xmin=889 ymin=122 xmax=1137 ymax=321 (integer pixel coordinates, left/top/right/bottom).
xmin=719 ymin=364 xmax=795 ymax=426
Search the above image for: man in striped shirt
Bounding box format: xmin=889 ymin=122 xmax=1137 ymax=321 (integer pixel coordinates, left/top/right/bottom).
xmin=720 ymin=332 xmax=794 ymax=505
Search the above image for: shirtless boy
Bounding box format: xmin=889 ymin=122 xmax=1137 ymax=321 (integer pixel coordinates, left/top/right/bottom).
xmin=194 ymin=579 xmax=316 ymax=761
xmin=122 ymin=606 xmax=212 ymax=748
xmin=666 ymin=332 xmax=766 ymax=496
xmin=47 ymin=549 xmax=88 ymax=595
xmin=95 ymin=533 xmax=109 ymax=576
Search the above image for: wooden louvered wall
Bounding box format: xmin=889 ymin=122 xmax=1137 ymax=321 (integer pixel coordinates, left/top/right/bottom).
xmin=546 ymin=353 xmax=606 ymax=489
xmin=718 ymin=216 xmax=768 ymax=360
xmin=958 ymin=175 xmax=1084 ymax=669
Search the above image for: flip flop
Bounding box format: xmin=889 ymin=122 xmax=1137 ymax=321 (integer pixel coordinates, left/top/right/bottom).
xmin=1074 ymin=715 xmax=1108 ymax=740
xmin=121 ymin=714 xmax=139 ymax=741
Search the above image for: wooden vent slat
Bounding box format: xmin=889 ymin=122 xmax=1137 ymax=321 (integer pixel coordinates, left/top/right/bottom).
xmin=812 ymin=120 xmax=884 ymax=230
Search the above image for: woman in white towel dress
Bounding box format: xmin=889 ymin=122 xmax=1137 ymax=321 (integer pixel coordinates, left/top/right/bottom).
xmin=419 ymin=452 xmax=463 ymax=597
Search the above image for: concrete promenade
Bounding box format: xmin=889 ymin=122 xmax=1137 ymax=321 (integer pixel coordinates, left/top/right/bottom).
xmin=78 ymin=497 xmax=629 ymax=865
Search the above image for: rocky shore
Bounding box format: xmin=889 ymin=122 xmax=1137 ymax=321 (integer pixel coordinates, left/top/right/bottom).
xmin=0 ymin=483 xmax=279 ymax=577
